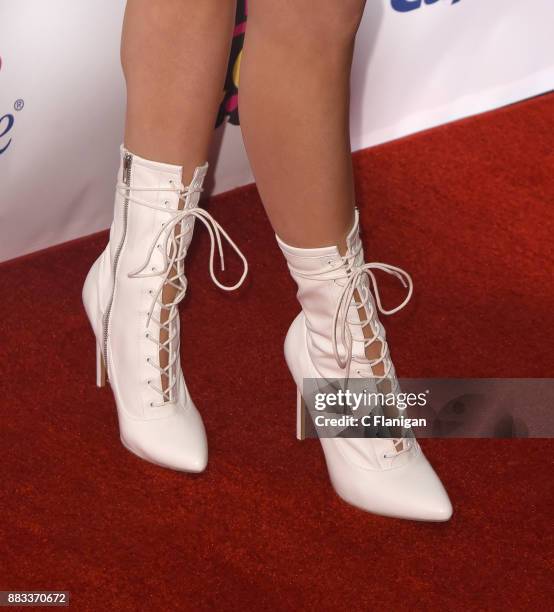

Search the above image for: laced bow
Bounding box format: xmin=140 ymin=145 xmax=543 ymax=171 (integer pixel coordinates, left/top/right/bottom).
xmin=117 ymin=180 xmax=248 ymax=405
xmin=331 ymin=255 xmax=413 ymax=378
xmin=291 ymin=242 xmax=415 ymax=456
xmin=292 ymin=241 xmax=412 ymax=379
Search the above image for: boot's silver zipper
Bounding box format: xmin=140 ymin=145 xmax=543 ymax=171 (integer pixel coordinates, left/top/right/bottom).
xmin=102 ymin=151 xmax=133 ymax=374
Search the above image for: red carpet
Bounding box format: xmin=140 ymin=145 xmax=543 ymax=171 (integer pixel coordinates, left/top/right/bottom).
xmin=1 ymin=94 xmax=552 ymax=610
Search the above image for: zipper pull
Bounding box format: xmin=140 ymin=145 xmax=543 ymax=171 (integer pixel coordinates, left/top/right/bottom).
xmin=123 ymin=153 xmax=132 ymax=184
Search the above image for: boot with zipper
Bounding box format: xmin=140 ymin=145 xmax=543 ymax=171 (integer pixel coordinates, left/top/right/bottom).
xmin=277 ymin=209 xmax=452 ymax=521
xmin=83 ymin=146 xmax=247 ymax=472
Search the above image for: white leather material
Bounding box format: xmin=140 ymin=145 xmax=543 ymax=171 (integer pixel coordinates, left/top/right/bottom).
xmin=278 ymin=213 xmax=453 ymax=521
xmin=83 ymin=147 xmax=208 ymax=472
xmin=276 ymin=219 xmax=390 ymax=382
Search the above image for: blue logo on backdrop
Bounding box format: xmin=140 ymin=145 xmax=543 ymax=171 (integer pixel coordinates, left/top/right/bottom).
xmin=0 ymin=56 xmax=24 ymax=156
xmin=392 ymin=0 xmax=461 ymax=12
xmin=0 ymin=113 xmax=15 ymax=155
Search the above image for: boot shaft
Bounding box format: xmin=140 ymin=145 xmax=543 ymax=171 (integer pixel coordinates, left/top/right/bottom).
xmin=109 ymin=146 xmax=207 ymax=282
xmin=276 ymin=210 xmax=372 ymax=376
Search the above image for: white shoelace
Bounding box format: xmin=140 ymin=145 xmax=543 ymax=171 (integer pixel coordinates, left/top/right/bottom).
xmin=117 ymin=180 xmax=248 ymax=406
xmin=292 ymin=241 xmax=412 ymax=378
xmin=292 ymin=242 xmax=414 ymax=456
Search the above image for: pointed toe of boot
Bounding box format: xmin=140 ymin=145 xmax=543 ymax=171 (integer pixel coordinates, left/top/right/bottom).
xmin=325 ymin=440 xmax=453 ymax=522
xmin=119 ymin=403 xmax=208 ymax=473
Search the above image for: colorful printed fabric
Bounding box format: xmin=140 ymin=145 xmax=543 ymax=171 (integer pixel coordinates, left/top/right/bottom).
xmin=216 ymin=1 xmax=247 ymax=127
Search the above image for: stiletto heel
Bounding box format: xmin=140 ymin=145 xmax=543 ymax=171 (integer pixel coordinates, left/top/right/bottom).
xmin=296 ymin=388 xmax=308 ymax=440
xmin=82 ymin=147 xmax=247 ymax=472
xmin=96 ymin=343 xmax=106 ymax=388
xmin=278 ymin=210 xmax=452 ymax=521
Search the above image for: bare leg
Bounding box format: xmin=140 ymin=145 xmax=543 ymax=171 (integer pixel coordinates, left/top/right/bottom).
xmin=238 ymin=1 xmax=384 ymax=372
xmin=122 ymin=0 xmax=236 ymax=180
xmin=121 ymin=0 xmax=237 ymax=395
xmin=239 ymin=0 xmax=366 ymax=249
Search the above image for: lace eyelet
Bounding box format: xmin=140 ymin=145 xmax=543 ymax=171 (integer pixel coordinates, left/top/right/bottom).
xmin=146 ymin=357 xmax=150 ymax=363
xmin=149 ymin=402 xmax=154 ymax=407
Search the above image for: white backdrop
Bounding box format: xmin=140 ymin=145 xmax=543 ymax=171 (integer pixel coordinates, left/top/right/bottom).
xmin=1 ymin=0 xmax=553 ymax=262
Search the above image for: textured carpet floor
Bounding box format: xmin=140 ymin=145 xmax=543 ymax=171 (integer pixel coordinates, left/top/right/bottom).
xmin=1 ymin=93 xmax=553 ymax=610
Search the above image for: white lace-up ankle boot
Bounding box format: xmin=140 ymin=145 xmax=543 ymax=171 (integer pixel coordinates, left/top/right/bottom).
xmin=277 ymin=210 xmax=452 ymax=521
xmin=83 ymin=146 xmax=247 ymax=472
